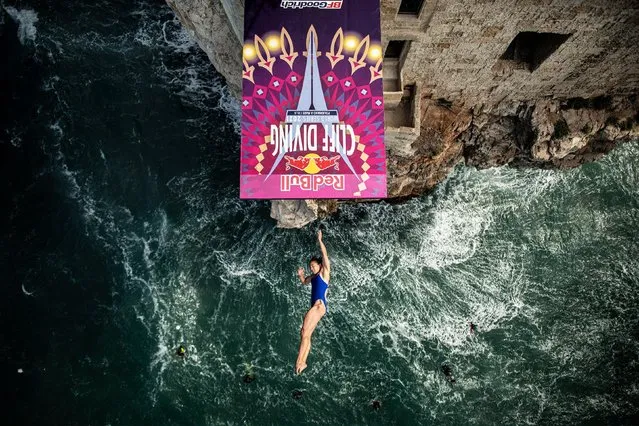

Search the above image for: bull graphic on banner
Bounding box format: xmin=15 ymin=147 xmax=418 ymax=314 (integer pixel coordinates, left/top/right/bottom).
xmin=240 ymin=0 xmax=386 ymax=199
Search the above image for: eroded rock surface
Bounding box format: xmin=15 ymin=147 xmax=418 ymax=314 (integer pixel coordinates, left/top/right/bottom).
xmin=270 ymin=200 xmax=338 ymax=228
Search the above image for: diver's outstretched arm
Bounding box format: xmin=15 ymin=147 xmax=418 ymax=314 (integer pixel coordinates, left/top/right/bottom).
xmin=317 ymin=230 xmax=330 ymax=276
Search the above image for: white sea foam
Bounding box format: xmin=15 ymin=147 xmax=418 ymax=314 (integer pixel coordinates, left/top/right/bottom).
xmin=160 ymin=17 xmax=196 ymax=53
xmin=4 ymin=6 xmax=38 ymax=44
xmin=21 ymin=283 xmax=35 ymax=296
xmin=7 ymin=127 xmax=22 ymax=147
xmin=49 ymin=121 xmax=64 ymax=139
xmin=131 ymin=12 xmax=242 ymax=134
xmin=417 ymin=202 xmax=491 ymax=270
xmin=217 ymin=84 xmax=241 ymax=135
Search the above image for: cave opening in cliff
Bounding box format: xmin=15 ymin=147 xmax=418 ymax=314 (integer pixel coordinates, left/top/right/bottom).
xmin=501 ymin=31 xmax=571 ymax=72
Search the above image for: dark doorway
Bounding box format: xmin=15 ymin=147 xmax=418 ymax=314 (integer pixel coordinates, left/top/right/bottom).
xmin=385 ymin=40 xmax=407 ymax=59
xmin=398 ymin=0 xmax=425 ymax=15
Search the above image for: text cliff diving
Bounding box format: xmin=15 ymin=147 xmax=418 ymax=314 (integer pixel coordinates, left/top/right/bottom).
xmin=270 ymin=123 xmax=356 ymax=156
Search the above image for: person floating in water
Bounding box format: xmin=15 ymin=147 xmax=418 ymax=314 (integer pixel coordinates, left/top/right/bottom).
xmin=295 ymin=230 xmax=330 ymax=375
xmin=176 ymin=345 xmax=186 ymax=357
xmin=469 ymin=322 xmax=477 ymax=334
xmin=243 ymin=363 xmax=256 ymax=383
xmin=442 ymin=364 xmax=456 ymax=384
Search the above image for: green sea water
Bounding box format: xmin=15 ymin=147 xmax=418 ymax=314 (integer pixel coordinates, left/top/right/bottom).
xmin=2 ymin=1 xmax=638 ymax=425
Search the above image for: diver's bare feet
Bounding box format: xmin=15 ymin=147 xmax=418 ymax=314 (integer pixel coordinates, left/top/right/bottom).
xmin=295 ymin=363 xmax=307 ymax=375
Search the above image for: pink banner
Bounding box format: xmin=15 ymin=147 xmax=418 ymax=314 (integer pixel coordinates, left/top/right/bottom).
xmin=240 ymin=0 xmax=387 ymax=199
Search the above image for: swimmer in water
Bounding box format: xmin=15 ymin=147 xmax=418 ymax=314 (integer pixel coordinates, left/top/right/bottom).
xmin=469 ymin=322 xmax=477 ymax=334
xmin=295 ymin=230 xmax=330 ymax=375
xmin=243 ymin=363 xmax=255 ymax=383
xmin=176 ymin=345 xmax=186 ymax=357
xmin=442 ymin=364 xmax=456 ymax=384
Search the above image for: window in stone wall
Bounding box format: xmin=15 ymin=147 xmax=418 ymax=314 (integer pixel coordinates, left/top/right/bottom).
xmin=398 ymin=0 xmax=425 ymax=15
xmin=501 ymin=31 xmax=571 ymax=72
xmin=384 ymin=41 xmax=410 ymax=92
xmin=385 ymin=40 xmax=407 ymax=59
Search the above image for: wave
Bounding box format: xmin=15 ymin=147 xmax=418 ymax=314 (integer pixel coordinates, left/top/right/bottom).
xmin=4 ymin=6 xmax=38 ymax=44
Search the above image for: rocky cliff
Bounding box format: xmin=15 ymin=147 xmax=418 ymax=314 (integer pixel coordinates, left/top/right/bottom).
xmin=166 ymin=0 xmax=639 ymax=228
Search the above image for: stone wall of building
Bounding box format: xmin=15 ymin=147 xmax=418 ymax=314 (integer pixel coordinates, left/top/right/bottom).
xmin=382 ymin=0 xmax=639 ymax=106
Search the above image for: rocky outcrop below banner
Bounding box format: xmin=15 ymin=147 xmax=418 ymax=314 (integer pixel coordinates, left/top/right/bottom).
xmin=270 ymin=199 xmax=338 ymax=229
xmin=165 ymin=0 xmax=639 ymax=228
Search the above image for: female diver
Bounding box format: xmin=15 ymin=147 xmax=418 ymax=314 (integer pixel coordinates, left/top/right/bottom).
xmin=295 ymin=230 xmax=330 ymax=375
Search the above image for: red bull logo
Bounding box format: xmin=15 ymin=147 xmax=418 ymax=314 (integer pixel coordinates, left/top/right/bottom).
xmin=284 ymin=154 xmax=341 ymax=174
xmin=284 ymin=156 xmax=311 ymax=171
xmin=280 ymin=174 xmax=345 ymax=191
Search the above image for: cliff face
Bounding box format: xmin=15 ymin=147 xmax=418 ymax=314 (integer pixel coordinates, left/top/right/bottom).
xmin=166 ymin=0 xmax=243 ymax=97
xmin=379 ymin=95 xmax=638 ymax=200
xmin=166 ymin=0 xmax=639 ymax=228
xmin=464 ymin=97 xmax=639 ymax=170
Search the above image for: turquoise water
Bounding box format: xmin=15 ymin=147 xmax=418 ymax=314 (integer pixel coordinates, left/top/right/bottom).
xmin=2 ymin=1 xmax=638 ymax=425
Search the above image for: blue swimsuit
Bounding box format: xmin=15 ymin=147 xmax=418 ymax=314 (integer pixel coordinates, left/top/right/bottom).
xmin=310 ymin=274 xmax=329 ymax=311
